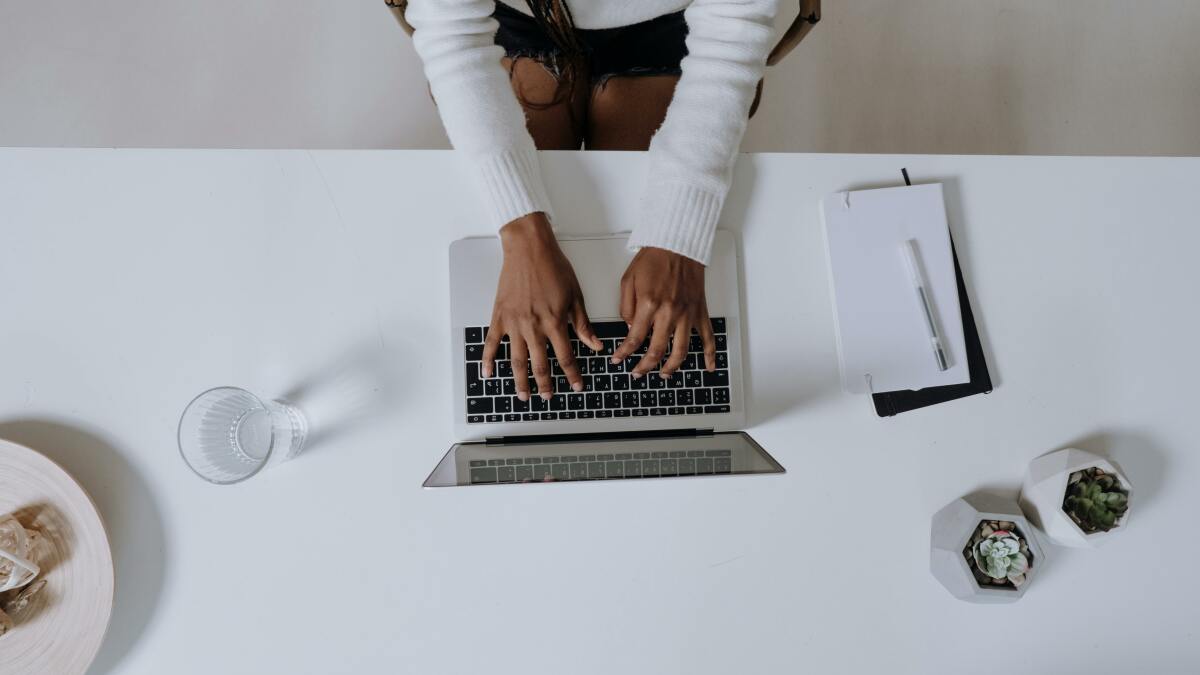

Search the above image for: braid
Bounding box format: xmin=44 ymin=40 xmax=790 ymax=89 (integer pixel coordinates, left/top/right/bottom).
xmin=521 ymin=0 xmax=586 ymax=109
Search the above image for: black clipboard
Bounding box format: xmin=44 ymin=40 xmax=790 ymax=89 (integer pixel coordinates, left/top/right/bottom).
xmin=871 ymin=170 xmax=993 ymax=416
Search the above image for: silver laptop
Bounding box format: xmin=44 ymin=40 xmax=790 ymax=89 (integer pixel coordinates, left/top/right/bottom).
xmin=424 ymin=231 xmax=783 ymax=487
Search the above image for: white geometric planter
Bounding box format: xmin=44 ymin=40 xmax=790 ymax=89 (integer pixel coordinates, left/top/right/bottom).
xmin=1019 ymin=448 xmax=1132 ymax=548
xmin=930 ymin=493 xmax=1045 ymax=604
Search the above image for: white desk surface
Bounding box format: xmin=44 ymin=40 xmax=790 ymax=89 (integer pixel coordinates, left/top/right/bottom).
xmin=1 ymin=149 xmax=1198 ymax=674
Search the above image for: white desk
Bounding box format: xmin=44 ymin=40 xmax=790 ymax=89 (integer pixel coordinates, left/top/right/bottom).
xmin=1 ymin=149 xmax=1198 ymax=674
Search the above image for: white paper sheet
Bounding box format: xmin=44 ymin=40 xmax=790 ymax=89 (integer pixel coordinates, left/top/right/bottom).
xmin=821 ymin=183 xmax=970 ymax=394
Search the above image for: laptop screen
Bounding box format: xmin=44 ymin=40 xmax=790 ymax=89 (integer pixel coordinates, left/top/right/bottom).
xmin=423 ymin=431 xmax=783 ymax=487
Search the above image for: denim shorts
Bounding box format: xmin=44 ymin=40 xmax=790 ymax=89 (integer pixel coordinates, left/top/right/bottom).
xmin=492 ymin=3 xmax=688 ymax=83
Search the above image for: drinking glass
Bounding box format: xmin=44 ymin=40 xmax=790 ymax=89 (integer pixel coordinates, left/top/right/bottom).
xmin=178 ymin=387 xmax=308 ymax=484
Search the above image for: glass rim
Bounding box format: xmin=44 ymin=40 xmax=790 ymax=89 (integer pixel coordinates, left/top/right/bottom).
xmin=177 ymin=385 xmax=277 ymax=486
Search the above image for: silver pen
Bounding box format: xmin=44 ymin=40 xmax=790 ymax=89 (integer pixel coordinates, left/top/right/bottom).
xmin=899 ymin=239 xmax=949 ymax=371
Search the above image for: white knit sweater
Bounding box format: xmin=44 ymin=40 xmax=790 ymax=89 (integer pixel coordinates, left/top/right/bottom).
xmin=407 ymin=0 xmax=778 ymax=264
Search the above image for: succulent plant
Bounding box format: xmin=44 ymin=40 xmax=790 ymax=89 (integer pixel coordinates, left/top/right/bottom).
xmin=1063 ymin=468 xmax=1129 ymax=533
xmin=971 ymin=530 xmax=1030 ymax=587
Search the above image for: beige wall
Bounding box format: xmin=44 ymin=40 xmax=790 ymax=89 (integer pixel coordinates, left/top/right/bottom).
xmin=1 ymin=0 xmax=1197 ymax=155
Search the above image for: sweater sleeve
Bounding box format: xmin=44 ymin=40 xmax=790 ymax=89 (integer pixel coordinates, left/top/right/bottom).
xmin=406 ymin=0 xmax=554 ymax=227
xmin=627 ymin=0 xmax=779 ymax=265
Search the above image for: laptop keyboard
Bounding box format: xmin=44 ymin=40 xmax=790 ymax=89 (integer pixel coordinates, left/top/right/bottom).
xmin=464 ymin=318 xmax=732 ymax=424
xmin=468 ymin=449 xmax=733 ymax=483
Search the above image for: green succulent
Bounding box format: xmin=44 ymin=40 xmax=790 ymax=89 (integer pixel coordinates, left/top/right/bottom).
xmin=971 ymin=531 xmax=1030 ymax=587
xmin=1063 ymin=468 xmax=1129 ymax=533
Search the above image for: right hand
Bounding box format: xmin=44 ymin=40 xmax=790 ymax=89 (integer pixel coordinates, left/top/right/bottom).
xmin=481 ymin=213 xmax=603 ymax=401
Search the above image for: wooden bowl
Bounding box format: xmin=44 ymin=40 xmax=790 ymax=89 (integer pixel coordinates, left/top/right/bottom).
xmin=0 ymin=439 xmax=114 ymax=675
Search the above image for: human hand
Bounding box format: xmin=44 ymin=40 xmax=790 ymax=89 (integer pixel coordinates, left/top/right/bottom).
xmin=481 ymin=213 xmax=604 ymax=401
xmin=612 ymin=247 xmax=716 ymax=378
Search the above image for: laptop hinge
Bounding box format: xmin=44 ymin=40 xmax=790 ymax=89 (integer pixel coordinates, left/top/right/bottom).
xmin=484 ymin=428 xmax=714 ymax=446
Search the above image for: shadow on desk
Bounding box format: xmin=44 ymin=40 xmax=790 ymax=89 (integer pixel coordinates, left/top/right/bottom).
xmin=0 ymin=419 xmax=167 ymax=675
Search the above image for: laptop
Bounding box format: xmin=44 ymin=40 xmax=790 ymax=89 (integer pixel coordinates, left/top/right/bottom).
xmin=424 ymin=231 xmax=784 ymax=487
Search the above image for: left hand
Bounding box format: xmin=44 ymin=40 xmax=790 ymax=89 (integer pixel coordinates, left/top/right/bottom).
xmin=611 ymin=247 xmax=717 ymax=378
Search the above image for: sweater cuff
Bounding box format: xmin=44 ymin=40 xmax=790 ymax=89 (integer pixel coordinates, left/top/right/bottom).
xmin=629 ymin=182 xmax=724 ymax=265
xmin=474 ymin=147 xmax=554 ymax=229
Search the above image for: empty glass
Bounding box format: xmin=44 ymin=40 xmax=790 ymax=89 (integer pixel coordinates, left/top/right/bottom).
xmin=178 ymin=387 xmax=308 ymax=484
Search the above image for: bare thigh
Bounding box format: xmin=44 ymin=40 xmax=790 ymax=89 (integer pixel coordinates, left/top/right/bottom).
xmin=502 ymin=57 xmax=587 ymax=151
xmin=586 ymin=75 xmax=680 ymax=151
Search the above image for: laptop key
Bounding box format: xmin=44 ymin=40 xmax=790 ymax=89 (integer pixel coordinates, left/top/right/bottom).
xmin=650 ymin=408 xmax=667 ymax=416
xmin=704 ymin=405 xmax=731 ymax=414
xmin=495 ymin=397 xmax=512 ymax=413
xmin=568 ymin=394 xmax=584 ymax=410
xmin=593 ymin=321 xmax=627 ymax=339
xmin=503 ymin=379 xmax=516 ymax=396
xmin=648 ymin=373 xmax=666 ymax=389
xmin=550 ymin=395 xmax=567 ymax=411
xmin=596 ymin=410 xmax=613 ymax=418
xmin=531 ymin=397 xmax=548 ymax=411
xmin=630 ymin=375 xmax=648 ymax=390
xmin=470 ymin=467 xmax=497 ymax=483
xmin=466 ymin=327 xmax=483 ymax=343
xmin=533 ymin=465 xmax=551 ymax=480
xmin=485 ymin=380 xmax=502 ymax=396
xmin=559 ymin=411 xmax=577 ymax=420
xmin=713 ymin=388 xmax=731 ymax=404
xmin=522 ymin=413 xmax=539 ymax=421
xmin=497 ymin=360 xmax=513 ymax=378
xmin=639 ymin=391 xmax=657 ymax=407
xmin=686 ymin=406 xmax=702 ymax=414
xmin=515 ymin=465 xmax=533 ymax=481
xmin=697 ymin=458 xmax=714 ymax=473
xmin=642 ymin=459 xmax=660 ymax=476
xmin=552 ymin=464 xmax=569 ymax=480
xmin=668 ymin=407 xmax=685 ymax=415
xmin=467 ymin=397 xmax=493 ymax=414
xmin=469 ymin=459 xmax=486 ymax=467
xmin=606 ymin=461 xmax=624 ymax=478
xmin=466 ymin=344 xmax=484 ymax=361
xmin=695 ymin=389 xmax=712 ymax=405
xmin=679 ymin=458 xmax=696 ymax=474
xmin=715 ymin=335 xmax=727 ymax=351
xmin=497 ymin=466 xmax=515 ymax=482
xmin=621 ymin=409 xmax=637 ymax=417
xmin=578 ymin=411 xmax=594 ymax=419
xmin=715 ymin=458 xmax=732 ymax=473
xmin=513 ymin=396 xmax=530 ymax=412
xmin=684 ymin=372 xmax=703 ymax=388
xmin=486 ymin=414 xmax=502 ymax=423
xmin=716 ymin=352 xmax=728 ymax=369
xmin=570 ymin=463 xmax=588 ymax=479
xmin=540 ymin=412 xmax=558 ymax=420
xmin=658 ymin=391 xmax=676 ymax=406
xmin=593 ymin=375 xmax=612 ymax=391
xmin=590 ymin=357 xmax=608 ymax=374
xmin=586 ymin=393 xmax=604 ymax=409
xmin=612 ymin=374 xmax=630 ymax=390
xmin=622 ymin=392 xmax=640 ymax=408
xmin=668 ymin=372 xmax=684 ymax=388
xmin=703 ymin=370 xmax=730 ymax=387
xmin=504 ymin=413 xmax=520 ymax=422
xmin=710 ymin=317 xmax=726 ymax=333
xmin=660 ymin=459 xmax=678 ymax=474
xmin=624 ymin=460 xmax=642 ymax=477
xmin=676 ymin=390 xmax=694 ymax=405
xmin=706 ymin=449 xmax=732 ymax=456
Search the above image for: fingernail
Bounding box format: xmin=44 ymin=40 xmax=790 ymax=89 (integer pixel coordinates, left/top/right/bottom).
xmin=631 ymin=372 xmax=642 ymax=379
xmin=572 ymin=382 xmax=583 ymax=392
xmin=541 ymin=392 xmax=552 ymax=401
xmin=610 ymin=356 xmax=620 ymax=364
xmin=518 ymin=391 xmax=529 ymax=401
